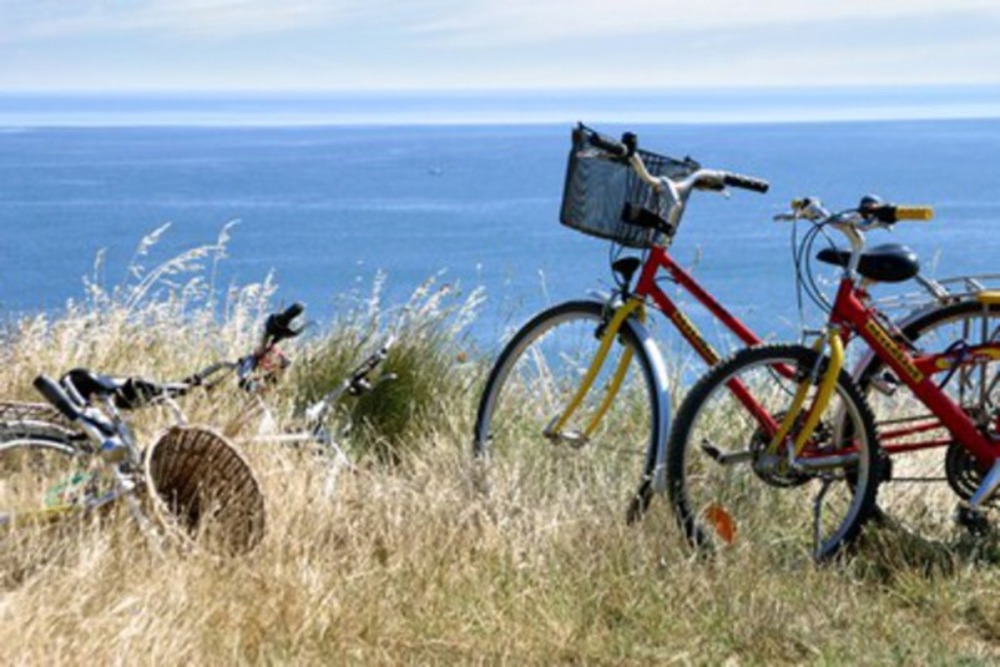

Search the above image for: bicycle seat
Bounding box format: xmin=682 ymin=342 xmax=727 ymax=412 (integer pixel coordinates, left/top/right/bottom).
xmin=815 ymin=243 xmax=920 ymax=283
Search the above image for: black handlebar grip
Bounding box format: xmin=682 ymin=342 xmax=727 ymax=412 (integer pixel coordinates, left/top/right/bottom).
xmin=585 ymin=132 xmax=629 ymax=158
xmin=265 ymin=302 xmax=305 ymax=342
xmin=33 ymin=375 xmax=80 ymax=421
xmin=723 ymin=172 xmax=770 ymax=194
xmin=861 ymin=204 xmax=897 ymax=224
xmin=275 ymin=302 xmax=304 ymax=327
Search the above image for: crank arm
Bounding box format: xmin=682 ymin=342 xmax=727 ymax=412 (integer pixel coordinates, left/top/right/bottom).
xmin=790 ymin=451 xmax=860 ymax=472
xmin=700 ymin=440 xmax=754 ymax=465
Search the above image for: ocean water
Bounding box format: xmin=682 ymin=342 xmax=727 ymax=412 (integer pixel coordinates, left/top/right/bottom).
xmin=2 ymin=104 xmax=999 ymax=353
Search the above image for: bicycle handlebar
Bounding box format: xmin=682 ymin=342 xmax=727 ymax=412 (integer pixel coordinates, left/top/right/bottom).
xmin=581 ymin=125 xmax=769 ymax=196
xmin=265 ymin=302 xmax=305 ymax=345
xmin=860 ymin=203 xmax=934 ymax=224
xmin=584 ymin=130 xmax=631 ymax=158
xmin=33 ymin=375 xmax=80 ymax=421
xmin=778 ymin=196 xmax=934 ymax=226
xmin=723 ymin=171 xmax=770 ymax=194
xmin=347 ymin=337 xmax=395 ymax=391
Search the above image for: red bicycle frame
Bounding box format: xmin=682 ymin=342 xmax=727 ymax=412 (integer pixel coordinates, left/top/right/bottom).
xmin=830 ymin=279 xmax=1000 ymax=465
xmin=633 ymin=246 xmax=762 ymax=366
xmin=629 ymin=245 xmax=999 ymax=458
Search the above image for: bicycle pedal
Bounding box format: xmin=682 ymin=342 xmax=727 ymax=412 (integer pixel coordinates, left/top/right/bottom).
xmin=700 ymin=441 xmax=724 ymax=462
xmin=700 ymin=440 xmax=754 ymax=466
xmin=955 ymin=504 xmax=991 ymax=536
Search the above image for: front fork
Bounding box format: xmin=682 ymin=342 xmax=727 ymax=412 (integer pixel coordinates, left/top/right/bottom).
xmin=766 ymin=329 xmax=846 ymax=463
xmin=544 ymin=296 xmax=646 ymax=446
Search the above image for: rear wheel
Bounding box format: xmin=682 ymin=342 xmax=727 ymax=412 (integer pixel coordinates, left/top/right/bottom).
xmin=667 ymin=344 xmax=881 ymax=561
xmin=0 ymin=438 xmax=92 ymax=529
xmin=473 ymin=300 xmax=662 ymax=520
xmin=858 ymin=300 xmax=1000 ymax=543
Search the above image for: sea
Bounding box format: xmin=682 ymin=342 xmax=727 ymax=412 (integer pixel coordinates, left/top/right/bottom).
xmin=2 ymin=89 xmax=999 ymax=353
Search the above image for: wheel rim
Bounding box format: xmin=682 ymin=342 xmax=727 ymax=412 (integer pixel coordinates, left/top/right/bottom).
xmin=0 ymin=440 xmax=88 ymax=520
xmin=674 ymin=349 xmax=875 ymax=560
xmin=476 ymin=305 xmax=658 ymax=519
xmin=864 ymin=304 xmax=1000 ymax=543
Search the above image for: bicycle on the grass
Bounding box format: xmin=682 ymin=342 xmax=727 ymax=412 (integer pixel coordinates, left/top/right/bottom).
xmin=0 ymin=303 xmax=395 ymax=553
xmin=472 ymin=123 xmax=998 ymax=527
xmin=0 ymin=304 xmax=305 ymax=557
xmin=666 ymin=196 xmax=1000 ymax=560
xmin=0 ymin=372 xmax=265 ymax=556
xmin=180 ymin=302 xmax=397 ymax=491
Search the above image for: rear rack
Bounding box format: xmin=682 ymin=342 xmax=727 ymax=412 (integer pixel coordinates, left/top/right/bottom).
xmin=873 ymin=273 xmax=1000 ymax=313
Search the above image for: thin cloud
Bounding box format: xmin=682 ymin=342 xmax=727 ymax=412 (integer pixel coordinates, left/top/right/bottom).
xmin=0 ymin=0 xmax=366 ymax=42
xmin=410 ymin=0 xmax=1000 ymax=45
xmin=4 ymin=0 xmax=997 ymax=44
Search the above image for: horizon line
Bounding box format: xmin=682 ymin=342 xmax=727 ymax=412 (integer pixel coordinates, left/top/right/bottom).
xmin=3 ymin=82 xmax=1000 ymax=95
xmin=2 ymin=85 xmax=1000 ymax=127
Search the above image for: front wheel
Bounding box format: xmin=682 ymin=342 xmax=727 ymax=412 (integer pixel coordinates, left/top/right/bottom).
xmin=667 ymin=344 xmax=881 ymax=561
xmin=473 ymin=300 xmax=664 ymax=520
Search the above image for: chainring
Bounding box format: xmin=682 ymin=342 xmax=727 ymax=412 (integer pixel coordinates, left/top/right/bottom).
xmin=945 ymin=442 xmax=995 ymax=505
xmin=749 ymin=412 xmax=815 ymax=488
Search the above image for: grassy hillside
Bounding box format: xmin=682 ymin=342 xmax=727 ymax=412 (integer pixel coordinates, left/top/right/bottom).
xmin=2 ymin=234 xmax=1000 ymax=664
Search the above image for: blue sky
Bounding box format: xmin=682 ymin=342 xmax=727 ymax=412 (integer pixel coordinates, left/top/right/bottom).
xmin=2 ymin=0 xmax=1000 ymax=91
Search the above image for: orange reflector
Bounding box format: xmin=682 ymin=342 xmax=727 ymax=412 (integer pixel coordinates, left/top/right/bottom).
xmin=895 ymin=206 xmax=934 ymax=221
xmin=704 ymin=503 xmax=736 ymax=545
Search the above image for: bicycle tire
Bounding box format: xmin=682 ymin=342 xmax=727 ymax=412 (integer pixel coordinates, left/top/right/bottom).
xmin=667 ymin=344 xmax=881 ymax=561
xmin=0 ymin=436 xmax=93 ymax=530
xmin=856 ymin=299 xmax=1000 ymax=542
xmin=0 ymin=418 xmax=87 ymax=451
xmin=473 ymin=300 xmax=665 ymax=520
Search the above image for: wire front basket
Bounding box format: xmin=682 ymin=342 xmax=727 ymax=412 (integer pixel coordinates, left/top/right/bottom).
xmin=560 ymin=125 xmax=699 ymax=249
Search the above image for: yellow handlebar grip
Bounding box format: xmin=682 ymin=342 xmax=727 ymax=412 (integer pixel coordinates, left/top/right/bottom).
xmin=895 ymin=206 xmax=934 ymax=221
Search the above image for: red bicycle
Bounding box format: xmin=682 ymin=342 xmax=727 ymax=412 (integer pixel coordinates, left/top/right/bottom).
xmin=666 ymin=196 xmax=1000 ymax=559
xmin=472 ymin=125 xmax=994 ymax=525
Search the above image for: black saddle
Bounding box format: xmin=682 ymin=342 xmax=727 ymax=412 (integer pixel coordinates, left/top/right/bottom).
xmin=816 ymin=243 xmax=920 ymax=283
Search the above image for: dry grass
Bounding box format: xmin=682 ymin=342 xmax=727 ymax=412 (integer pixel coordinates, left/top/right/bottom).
xmin=2 ymin=231 xmax=1000 ymax=665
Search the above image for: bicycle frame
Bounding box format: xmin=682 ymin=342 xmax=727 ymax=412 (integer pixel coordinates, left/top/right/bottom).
xmin=547 ymin=240 xmax=998 ymax=492
xmin=753 ymin=278 xmax=1000 ymax=510
xmin=0 ymin=435 xmax=152 ymax=534
xmin=833 ymin=282 xmax=1000 ymax=464
xmin=548 ymin=245 xmax=774 ymax=490
xmin=636 ymin=246 xmax=763 ymax=366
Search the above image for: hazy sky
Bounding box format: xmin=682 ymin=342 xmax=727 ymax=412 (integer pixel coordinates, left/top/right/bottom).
xmin=3 ymin=0 xmax=1000 ymax=91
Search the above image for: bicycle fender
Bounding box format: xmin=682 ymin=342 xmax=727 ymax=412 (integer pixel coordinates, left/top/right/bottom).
xmin=621 ymin=315 xmax=672 ymax=493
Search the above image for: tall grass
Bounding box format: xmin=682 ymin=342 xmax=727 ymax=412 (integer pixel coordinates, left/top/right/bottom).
xmin=2 ymin=229 xmax=1000 ymax=664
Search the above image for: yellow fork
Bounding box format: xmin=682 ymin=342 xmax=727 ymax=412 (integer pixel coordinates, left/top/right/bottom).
xmin=546 ymin=298 xmax=645 ymax=443
xmin=766 ymin=331 xmax=845 ymax=457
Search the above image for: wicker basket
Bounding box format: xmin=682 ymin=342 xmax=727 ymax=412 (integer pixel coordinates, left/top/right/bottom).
xmin=144 ymin=426 xmax=265 ymax=556
xmin=560 ymin=125 xmax=699 ymax=249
